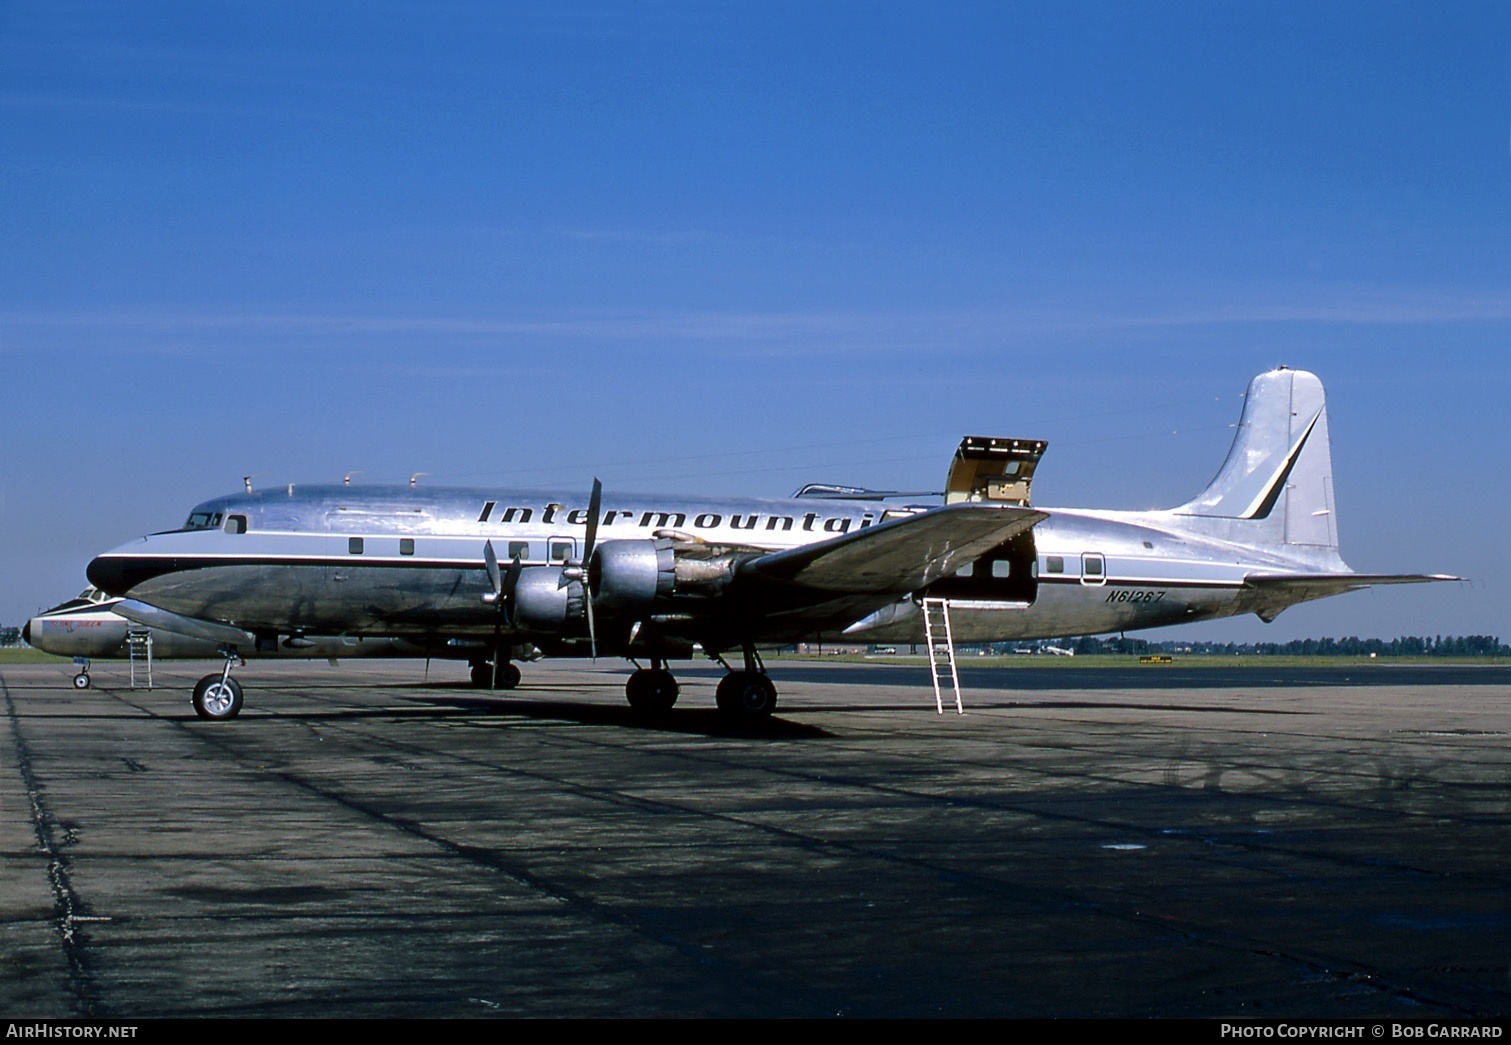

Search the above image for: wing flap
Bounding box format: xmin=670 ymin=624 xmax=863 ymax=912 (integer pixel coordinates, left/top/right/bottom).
xmin=740 ymin=503 xmax=1046 ymax=594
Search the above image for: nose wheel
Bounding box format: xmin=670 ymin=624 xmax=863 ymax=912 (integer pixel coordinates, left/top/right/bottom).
xmin=191 ymin=648 xmax=245 ymax=720
xmin=192 ymin=675 xmax=244 ymax=719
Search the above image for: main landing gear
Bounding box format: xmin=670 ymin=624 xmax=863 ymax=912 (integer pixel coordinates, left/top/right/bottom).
xmin=470 ymin=659 xmax=521 ymax=690
xmin=191 ymin=648 xmax=245 ymax=720
xmin=625 ymin=658 xmax=679 ymax=713
xmin=714 ymin=646 xmax=777 ymax=719
xmin=624 ymin=647 xmax=778 ymax=722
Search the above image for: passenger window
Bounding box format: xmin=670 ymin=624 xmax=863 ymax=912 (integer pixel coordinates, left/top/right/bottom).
xmin=508 ymin=541 xmax=529 ymax=561
xmin=1080 ymin=553 xmax=1106 ymax=585
xmin=399 ymin=538 xmax=414 ymax=556
xmin=549 ymin=541 xmax=572 ymax=563
xmin=224 ymin=515 xmax=248 ymax=535
xmin=956 ymin=562 xmax=974 ymax=578
xmin=991 ymin=561 xmax=1011 ymax=579
xmin=1045 ymin=556 xmax=1064 ymax=574
xmin=349 ymin=537 xmax=364 ymax=554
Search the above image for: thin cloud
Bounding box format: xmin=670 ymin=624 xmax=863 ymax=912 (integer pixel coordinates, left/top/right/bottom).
xmin=3 ymin=286 xmax=1507 ymax=355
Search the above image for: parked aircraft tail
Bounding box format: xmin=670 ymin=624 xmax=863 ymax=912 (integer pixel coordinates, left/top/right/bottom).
xmin=1168 ymin=367 xmax=1339 ymax=554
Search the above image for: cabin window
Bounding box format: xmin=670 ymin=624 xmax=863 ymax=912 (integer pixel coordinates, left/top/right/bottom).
xmin=991 ymin=560 xmax=1011 ymax=579
xmin=349 ymin=537 xmax=364 ymax=555
xmin=549 ymin=540 xmax=573 ymax=563
xmin=1080 ymin=552 xmax=1106 ymax=586
xmin=399 ymin=538 xmax=414 ymax=556
xmin=185 ymin=511 xmax=223 ymax=531
xmin=955 ymin=562 xmax=974 ymax=578
xmin=1045 ymin=556 xmax=1064 ymax=574
xmin=224 ymin=515 xmax=247 ymax=535
xmin=508 ymin=541 xmax=530 ymax=561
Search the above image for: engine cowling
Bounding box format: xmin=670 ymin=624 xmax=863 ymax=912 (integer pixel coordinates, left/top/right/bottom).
xmin=512 ymin=567 xmax=583 ymax=632
xmin=590 ymin=539 xmax=676 ymax=614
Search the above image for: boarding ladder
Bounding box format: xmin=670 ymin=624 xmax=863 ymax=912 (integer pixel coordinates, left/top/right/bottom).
xmin=922 ymin=597 xmax=963 ymax=714
xmin=127 ymin=628 xmax=154 ymax=690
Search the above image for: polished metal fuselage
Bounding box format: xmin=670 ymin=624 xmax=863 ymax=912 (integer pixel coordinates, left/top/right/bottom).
xmin=86 ymin=483 xmax=1340 ymax=651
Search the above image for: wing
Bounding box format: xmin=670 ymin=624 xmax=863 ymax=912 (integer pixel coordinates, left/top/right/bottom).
xmin=660 ymin=503 xmax=1045 ymax=648
xmin=113 ymin=598 xmax=254 ymax=646
xmin=741 ymin=502 xmax=1046 ymax=593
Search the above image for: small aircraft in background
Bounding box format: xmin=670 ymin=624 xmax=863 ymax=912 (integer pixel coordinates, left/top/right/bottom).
xmin=83 ymin=368 xmax=1454 ymax=721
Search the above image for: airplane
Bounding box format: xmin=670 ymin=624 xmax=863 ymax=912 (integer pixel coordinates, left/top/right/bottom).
xmin=83 ymin=367 xmax=1454 ymax=722
xmin=22 ymin=586 xmax=489 ymax=689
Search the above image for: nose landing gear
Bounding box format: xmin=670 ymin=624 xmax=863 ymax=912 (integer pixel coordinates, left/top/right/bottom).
xmin=191 ymin=648 xmax=245 ymax=720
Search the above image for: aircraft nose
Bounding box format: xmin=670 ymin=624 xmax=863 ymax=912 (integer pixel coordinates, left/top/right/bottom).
xmin=21 ymin=620 xmax=32 ymax=646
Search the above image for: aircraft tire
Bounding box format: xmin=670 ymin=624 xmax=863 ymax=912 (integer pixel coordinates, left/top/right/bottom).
xmin=715 ymin=671 xmax=777 ymax=720
xmin=191 ymin=675 xmax=244 ymax=720
xmin=470 ymin=662 xmax=521 ymax=689
xmin=626 ymin=669 xmax=678 ymax=713
xmin=72 ymin=673 xmax=91 ymax=690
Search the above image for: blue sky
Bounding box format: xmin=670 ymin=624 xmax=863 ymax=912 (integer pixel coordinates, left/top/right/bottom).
xmin=2 ymin=1 xmax=1507 ymax=643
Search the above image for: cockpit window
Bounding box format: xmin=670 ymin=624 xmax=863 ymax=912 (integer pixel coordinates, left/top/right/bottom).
xmin=184 ymin=511 xmax=224 ymax=530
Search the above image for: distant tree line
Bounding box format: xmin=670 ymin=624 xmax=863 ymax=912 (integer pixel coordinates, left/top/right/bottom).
xmin=1055 ymin=634 xmax=1510 ymax=657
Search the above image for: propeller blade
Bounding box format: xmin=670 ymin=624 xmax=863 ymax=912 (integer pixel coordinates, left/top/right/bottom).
xmin=491 ymin=608 xmax=502 ymax=689
xmin=585 ymin=590 xmax=597 ymax=661
xmin=583 ymin=477 xmax=602 ymax=564
xmin=483 ymin=540 xmax=502 ymax=601
xmin=583 ymin=478 xmax=602 ymax=660
xmin=502 ymin=553 xmax=523 ymax=625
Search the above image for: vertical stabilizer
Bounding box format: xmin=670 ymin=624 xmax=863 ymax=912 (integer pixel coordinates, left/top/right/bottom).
xmin=1171 ymin=368 xmax=1338 ymax=550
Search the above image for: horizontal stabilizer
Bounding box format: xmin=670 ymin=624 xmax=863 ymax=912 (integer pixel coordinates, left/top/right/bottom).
xmin=742 ymin=503 xmax=1045 ymax=593
xmin=1244 ymin=572 xmax=1461 ymax=596
xmin=1238 ymin=571 xmax=1460 ymax=623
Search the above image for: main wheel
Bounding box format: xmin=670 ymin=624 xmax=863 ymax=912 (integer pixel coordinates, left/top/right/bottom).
xmin=471 ymin=661 xmax=521 ymax=689
xmin=72 ymin=672 xmax=91 ymax=690
xmin=715 ymin=671 xmax=777 ymax=720
xmin=191 ymin=674 xmax=244 ymax=720
xmin=626 ymin=669 xmax=679 ymax=713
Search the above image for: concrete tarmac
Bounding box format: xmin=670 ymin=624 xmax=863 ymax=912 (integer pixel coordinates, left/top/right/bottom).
xmin=3 ymin=658 xmax=1509 ymax=1018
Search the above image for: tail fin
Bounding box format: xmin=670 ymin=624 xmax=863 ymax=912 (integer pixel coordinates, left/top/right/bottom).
xmin=1171 ymin=368 xmax=1339 ymax=551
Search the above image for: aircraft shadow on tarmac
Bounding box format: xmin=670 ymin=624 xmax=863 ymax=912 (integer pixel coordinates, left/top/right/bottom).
xmin=985 ymin=697 xmax=1314 ymax=715
xmin=106 ymin=696 xmax=830 ymax=738
xmin=398 ymin=691 xmax=836 ymax=738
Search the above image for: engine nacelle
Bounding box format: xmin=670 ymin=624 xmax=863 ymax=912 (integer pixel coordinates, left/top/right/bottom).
xmin=512 ymin=567 xmax=583 ymax=632
xmin=590 ymin=539 xmax=676 ymax=614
